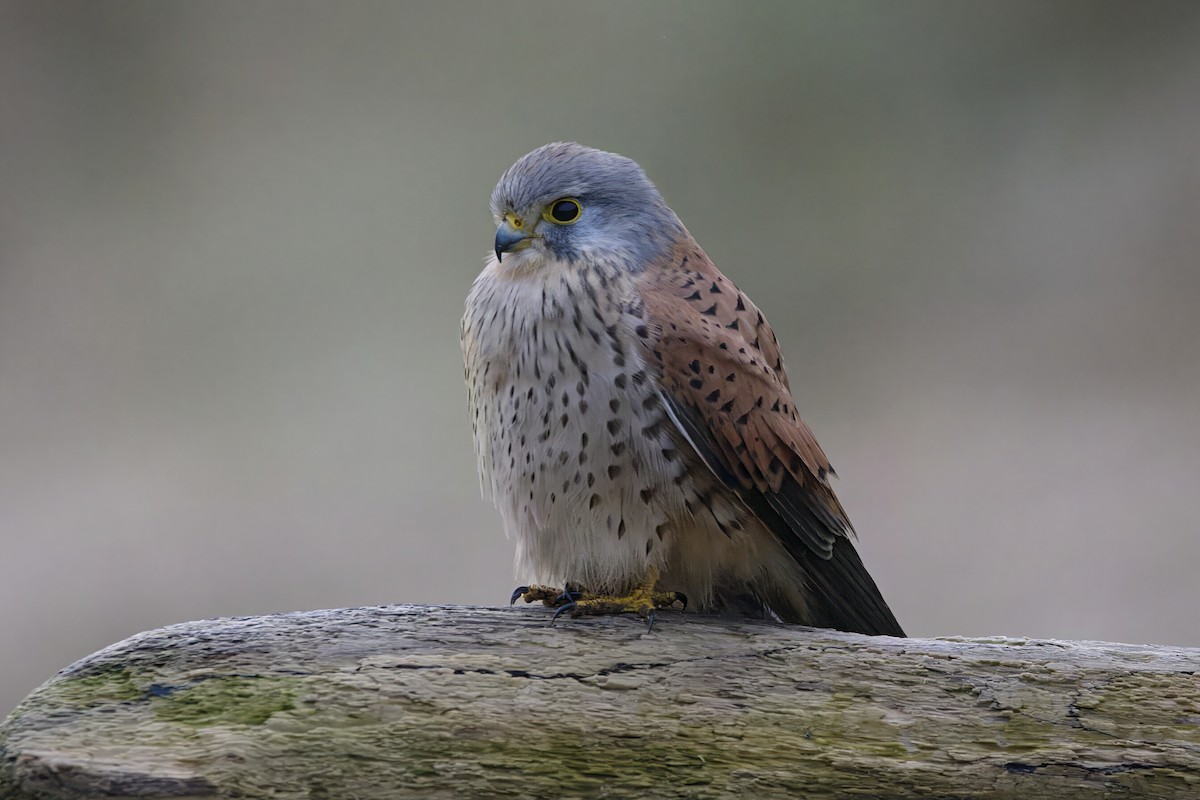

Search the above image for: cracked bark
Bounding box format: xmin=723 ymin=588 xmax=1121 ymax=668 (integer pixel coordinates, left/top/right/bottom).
xmin=1 ymin=606 xmax=1198 ymax=799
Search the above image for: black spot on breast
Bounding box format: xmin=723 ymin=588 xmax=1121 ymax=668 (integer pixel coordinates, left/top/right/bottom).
xmin=688 ymin=378 xmax=704 ymax=390
xmin=709 ymin=282 xmax=721 ymax=293
xmin=684 ymin=290 xmax=701 ymax=301
xmin=617 ymin=519 xmax=626 ymax=538
xmin=607 ymin=418 xmax=622 ymax=434
xmin=614 ymin=373 xmax=628 ymax=389
xmin=704 ymin=389 xmax=721 ymax=403
xmin=607 ymin=464 xmax=622 ymax=479
xmin=700 ymin=304 xmax=718 ymax=316
xmin=688 ymin=359 xmax=701 ymax=374
xmin=609 ymin=398 xmax=621 ymax=412
xmin=610 ymin=441 xmax=626 ymax=456
xmin=587 ymin=472 xmax=595 ymax=487
xmin=640 ymin=487 xmax=655 ymax=503
xmin=589 ymin=493 xmax=601 ymax=509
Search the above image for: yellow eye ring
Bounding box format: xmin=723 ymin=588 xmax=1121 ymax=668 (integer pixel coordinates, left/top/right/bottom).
xmin=543 ymin=198 xmax=582 ymax=225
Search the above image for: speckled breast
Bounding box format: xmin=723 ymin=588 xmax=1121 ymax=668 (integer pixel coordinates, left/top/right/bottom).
xmin=463 ymin=261 xmax=687 ymax=591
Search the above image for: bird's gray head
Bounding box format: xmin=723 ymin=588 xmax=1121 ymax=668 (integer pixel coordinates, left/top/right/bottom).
xmin=490 ymin=142 xmax=682 ymax=270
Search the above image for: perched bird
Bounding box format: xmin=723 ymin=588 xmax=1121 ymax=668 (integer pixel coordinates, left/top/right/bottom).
xmin=462 ymin=142 xmax=904 ymax=636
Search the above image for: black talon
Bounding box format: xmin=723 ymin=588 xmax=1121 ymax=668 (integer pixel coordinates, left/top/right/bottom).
xmin=674 ymin=592 xmax=688 ymax=611
xmin=551 ymin=601 xmax=577 ymax=625
xmin=555 ymin=587 xmax=583 ymax=606
xmin=510 ymin=586 xmax=530 ymax=606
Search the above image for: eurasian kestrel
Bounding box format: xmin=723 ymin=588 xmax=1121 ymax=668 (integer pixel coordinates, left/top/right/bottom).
xmin=462 ymin=142 xmax=904 ymax=636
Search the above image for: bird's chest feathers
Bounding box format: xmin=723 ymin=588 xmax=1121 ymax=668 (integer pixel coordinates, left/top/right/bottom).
xmin=465 ymin=264 xmax=679 ymax=538
xmin=466 ymin=265 xmax=640 ymax=399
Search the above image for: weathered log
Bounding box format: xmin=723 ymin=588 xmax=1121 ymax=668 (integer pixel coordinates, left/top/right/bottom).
xmin=1 ymin=605 xmax=1197 ymax=799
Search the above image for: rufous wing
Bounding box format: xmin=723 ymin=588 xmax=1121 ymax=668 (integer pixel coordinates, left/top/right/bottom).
xmin=636 ymin=242 xmax=905 ymax=636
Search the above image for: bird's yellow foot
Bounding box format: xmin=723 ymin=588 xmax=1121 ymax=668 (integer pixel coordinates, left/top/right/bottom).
xmin=509 ymin=584 xmax=583 ymax=607
xmin=511 ymin=571 xmax=686 ymax=630
xmin=558 ymin=587 xmax=687 ymax=620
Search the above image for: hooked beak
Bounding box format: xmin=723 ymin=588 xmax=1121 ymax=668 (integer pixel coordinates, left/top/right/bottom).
xmin=494 ymin=215 xmax=537 ymax=262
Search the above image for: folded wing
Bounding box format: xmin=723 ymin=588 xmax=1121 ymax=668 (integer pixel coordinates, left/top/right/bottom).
xmin=636 ymin=244 xmax=905 ymax=636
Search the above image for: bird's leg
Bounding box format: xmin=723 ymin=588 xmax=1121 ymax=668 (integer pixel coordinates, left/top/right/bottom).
xmin=551 ymin=567 xmax=687 ymax=629
xmin=510 ymin=582 xmax=584 ymax=607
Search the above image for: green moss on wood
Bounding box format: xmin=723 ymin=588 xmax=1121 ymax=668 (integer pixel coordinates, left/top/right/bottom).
xmin=152 ymin=676 xmax=299 ymax=726
xmin=47 ymin=666 xmax=142 ymax=707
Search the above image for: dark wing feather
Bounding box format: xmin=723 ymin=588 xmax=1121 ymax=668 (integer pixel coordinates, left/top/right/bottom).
xmin=640 ymin=242 xmax=905 ymax=637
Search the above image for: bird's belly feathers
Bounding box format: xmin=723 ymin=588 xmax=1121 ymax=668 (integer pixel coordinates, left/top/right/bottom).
xmin=463 ymin=265 xmax=697 ymax=592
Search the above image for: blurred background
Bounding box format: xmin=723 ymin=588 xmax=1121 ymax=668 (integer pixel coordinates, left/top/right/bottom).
xmin=3 ymin=1 xmax=1199 ymax=715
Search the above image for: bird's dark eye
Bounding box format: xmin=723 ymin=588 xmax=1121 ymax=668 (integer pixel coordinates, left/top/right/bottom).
xmin=545 ymin=198 xmax=582 ymax=224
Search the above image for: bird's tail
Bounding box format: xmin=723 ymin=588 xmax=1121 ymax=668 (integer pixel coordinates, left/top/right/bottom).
xmin=795 ymin=539 xmax=906 ymax=636
xmin=721 ymin=539 xmax=906 ymax=637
